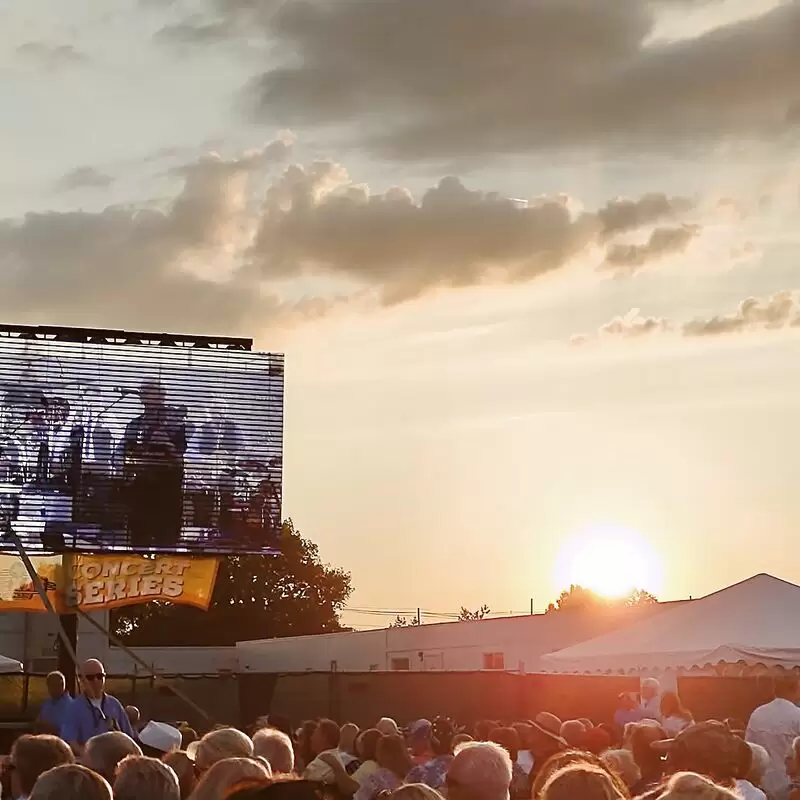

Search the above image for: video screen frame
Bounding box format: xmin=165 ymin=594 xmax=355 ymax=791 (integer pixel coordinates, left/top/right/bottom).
xmin=0 ymin=325 xmax=284 ymax=557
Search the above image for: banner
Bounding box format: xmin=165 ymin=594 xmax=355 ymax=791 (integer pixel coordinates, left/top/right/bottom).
xmin=0 ymin=554 xmax=219 ymax=612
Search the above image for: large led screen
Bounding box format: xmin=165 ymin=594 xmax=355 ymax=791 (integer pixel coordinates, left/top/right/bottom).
xmin=0 ymin=335 xmax=283 ymax=555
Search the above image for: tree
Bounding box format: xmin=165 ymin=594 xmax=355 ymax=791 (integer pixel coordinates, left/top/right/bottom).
xmin=112 ymin=520 xmax=353 ymax=646
xmin=458 ymin=604 xmax=491 ymax=621
xmin=545 ymin=585 xmax=658 ymax=614
xmin=389 ymin=615 xmax=420 ymax=628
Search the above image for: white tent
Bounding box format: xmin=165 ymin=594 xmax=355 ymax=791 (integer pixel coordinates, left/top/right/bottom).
xmin=538 ymin=574 xmax=800 ymax=674
xmin=0 ymin=654 xmax=22 ymax=674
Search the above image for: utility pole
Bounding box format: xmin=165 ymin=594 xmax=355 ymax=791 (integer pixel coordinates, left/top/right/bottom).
xmin=530 ymin=598 xmax=534 ymax=615
xmin=416 ymin=608 xmax=421 ymax=625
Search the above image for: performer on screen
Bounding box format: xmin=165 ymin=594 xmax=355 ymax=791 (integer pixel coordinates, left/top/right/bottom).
xmin=122 ymin=380 xmax=187 ymax=549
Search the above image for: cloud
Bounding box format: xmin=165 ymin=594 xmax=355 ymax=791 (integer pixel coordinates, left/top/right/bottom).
xmin=247 ymin=164 xmax=694 ymax=304
xmin=0 ymin=135 xmax=698 ymax=332
xmin=17 ymin=41 xmax=87 ymax=69
xmin=196 ymin=0 xmax=800 ymax=161
xmin=603 ymin=225 xmax=700 ymax=270
xmin=0 ymin=134 xmax=300 ymax=334
xmin=55 ymin=166 xmax=115 ymax=192
xmin=577 ymin=290 xmax=800 ymax=344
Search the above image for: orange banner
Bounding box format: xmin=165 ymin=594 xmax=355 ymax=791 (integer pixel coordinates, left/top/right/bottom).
xmin=0 ymin=554 xmax=219 ymax=612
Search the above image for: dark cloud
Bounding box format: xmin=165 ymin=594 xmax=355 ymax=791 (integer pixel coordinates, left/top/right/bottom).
xmin=17 ymin=41 xmax=87 ymax=69
xmin=0 ymin=135 xmax=297 ymax=334
xmin=55 ymin=166 xmax=115 ymax=192
xmin=196 ymin=0 xmax=800 ymax=161
xmin=247 ymin=163 xmax=694 ymax=304
xmin=603 ymin=225 xmax=699 ymax=270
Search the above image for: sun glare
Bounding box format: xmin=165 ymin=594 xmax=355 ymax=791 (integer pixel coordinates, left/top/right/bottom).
xmin=554 ymin=525 xmax=663 ymax=599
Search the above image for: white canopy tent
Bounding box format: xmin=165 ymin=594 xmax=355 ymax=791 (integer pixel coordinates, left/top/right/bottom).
xmin=0 ymin=654 xmax=23 ymax=674
xmin=539 ymin=574 xmax=800 ymax=674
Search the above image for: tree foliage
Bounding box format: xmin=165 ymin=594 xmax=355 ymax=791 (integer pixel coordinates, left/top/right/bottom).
xmin=389 ymin=615 xmax=421 ymax=628
xmin=458 ymin=604 xmax=491 ymax=621
xmin=111 ymin=520 xmax=352 ymax=646
xmin=545 ymin=585 xmax=658 ymax=614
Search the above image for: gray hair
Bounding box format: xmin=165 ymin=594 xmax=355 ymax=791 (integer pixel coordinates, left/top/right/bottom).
xmin=747 ymin=743 xmax=770 ymax=782
xmin=252 ymin=728 xmax=295 ymax=774
xmin=193 ymin=727 xmax=254 ymax=770
xmin=30 ymin=764 xmax=112 ymax=800
xmin=84 ymin=731 xmax=142 ymax=782
xmin=601 ymin=749 xmax=641 ymax=790
xmin=449 ymin=741 xmax=513 ymax=800
xmin=114 ymin=755 xmax=180 ymax=800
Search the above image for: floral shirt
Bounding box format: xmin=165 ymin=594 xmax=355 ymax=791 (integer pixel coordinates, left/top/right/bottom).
xmin=406 ymin=755 xmax=454 ymax=790
xmin=354 ymin=768 xmax=403 ymax=800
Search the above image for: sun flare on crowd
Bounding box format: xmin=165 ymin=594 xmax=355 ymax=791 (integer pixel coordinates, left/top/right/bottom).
xmin=554 ymin=525 xmax=663 ymax=599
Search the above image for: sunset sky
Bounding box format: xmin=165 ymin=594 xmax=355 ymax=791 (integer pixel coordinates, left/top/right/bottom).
xmin=3 ymin=0 xmax=800 ymax=629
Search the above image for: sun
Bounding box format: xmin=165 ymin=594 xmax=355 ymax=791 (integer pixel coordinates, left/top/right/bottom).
xmin=554 ymin=525 xmax=663 ymax=599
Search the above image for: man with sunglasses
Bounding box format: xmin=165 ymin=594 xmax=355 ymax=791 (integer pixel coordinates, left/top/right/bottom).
xmin=61 ymin=659 xmax=135 ymax=755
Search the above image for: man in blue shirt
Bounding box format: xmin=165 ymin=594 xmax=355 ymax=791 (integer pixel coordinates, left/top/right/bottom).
xmin=36 ymin=670 xmax=74 ymax=737
xmin=61 ymin=658 xmax=135 ymax=754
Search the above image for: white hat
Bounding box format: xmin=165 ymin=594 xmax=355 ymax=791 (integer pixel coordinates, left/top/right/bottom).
xmin=139 ymin=721 xmax=182 ymax=754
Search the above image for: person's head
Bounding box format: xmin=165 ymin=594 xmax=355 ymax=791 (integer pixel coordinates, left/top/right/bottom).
xmin=310 ymin=719 xmax=340 ymax=756
xmin=408 ymin=720 xmax=433 ymax=756
xmin=601 ymin=749 xmax=641 ymax=791
xmin=253 ymin=728 xmax=295 ymax=774
xmin=584 ymin=727 xmax=613 ymax=756
xmin=10 ymin=734 xmax=74 ymax=798
xmin=531 ymin=750 xmax=628 ymax=800
xmin=391 ymin=784 xmax=446 ymax=800
xmin=662 ymin=721 xmax=751 ymax=787
xmin=641 ymin=679 xmax=661 ymax=702
xmin=356 ymin=728 xmax=382 ymax=762
xmin=163 ymin=751 xmax=195 ymax=800
xmin=188 ymin=757 xmax=270 ymax=800
xmin=377 ymin=734 xmax=412 ymax=779
xmin=80 ymin=658 xmax=107 ymax=700
xmin=83 ymin=731 xmax=142 ymax=784
xmin=446 ymin=741 xmax=512 ymax=800
xmin=453 ymin=734 xmax=475 ymax=749
xmin=180 ymin=726 xmax=198 ymax=750
xmin=225 ymin=777 xmax=328 ymax=800
xmin=658 ymin=771 xmax=740 ymax=800
xmin=530 ymin=713 xmax=566 ymax=760
xmin=474 ymin=722 xmax=493 ymax=743
xmin=29 ymin=764 xmax=112 ymax=800
xmin=489 ymin=728 xmax=521 ymax=764
xmin=431 ymin=718 xmax=458 ymax=757
xmin=661 ymin=692 xmax=689 ymax=719
xmin=540 ymin=763 xmax=627 ymax=800
xmin=511 ymin=724 xmax=533 ymax=751
xmin=139 ymin=720 xmax=183 ymax=758
xmin=376 ymin=718 xmax=400 ymax=737
xmin=627 ymin=722 xmax=667 ymax=783
xmin=139 ymin=380 xmax=167 ymax=411
xmin=45 ymin=671 xmax=66 ymax=701
xmin=559 ymin=720 xmax=586 ymax=749
xmin=340 ymin=723 xmax=360 ymax=755
xmin=190 ymin=727 xmax=254 ymax=776
xmin=125 ymin=705 xmax=141 ymax=728
xmin=114 ymin=755 xmax=180 ymax=800
xmin=747 ymin=743 xmax=769 ymax=786
xmin=775 ymin=674 xmax=800 ymax=702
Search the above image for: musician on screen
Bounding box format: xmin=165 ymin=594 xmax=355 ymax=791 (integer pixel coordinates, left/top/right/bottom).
xmin=122 ymin=379 xmax=187 ymax=549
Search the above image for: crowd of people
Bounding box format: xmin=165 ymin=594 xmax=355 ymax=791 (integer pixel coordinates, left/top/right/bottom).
xmin=5 ymin=660 xmax=800 ymax=800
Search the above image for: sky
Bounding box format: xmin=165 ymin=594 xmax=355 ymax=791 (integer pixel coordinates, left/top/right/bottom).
xmin=3 ymin=0 xmax=800 ymax=630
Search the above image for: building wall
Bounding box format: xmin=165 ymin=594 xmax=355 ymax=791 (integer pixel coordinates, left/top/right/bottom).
xmin=237 ymin=603 xmax=682 ymax=674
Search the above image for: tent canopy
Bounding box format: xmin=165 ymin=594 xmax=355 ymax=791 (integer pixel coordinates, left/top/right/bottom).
xmin=538 ymin=574 xmax=800 ymax=674
xmin=0 ymin=654 xmax=22 ymax=674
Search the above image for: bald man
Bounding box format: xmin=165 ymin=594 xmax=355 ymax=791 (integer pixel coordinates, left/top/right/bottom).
xmin=61 ymin=659 xmax=135 ymax=754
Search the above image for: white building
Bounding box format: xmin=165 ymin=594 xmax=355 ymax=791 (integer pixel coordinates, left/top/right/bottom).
xmin=237 ymin=602 xmax=681 ymax=674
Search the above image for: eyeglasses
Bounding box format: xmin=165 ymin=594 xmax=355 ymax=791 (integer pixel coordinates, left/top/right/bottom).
xmin=85 ymin=674 xmax=106 ymax=681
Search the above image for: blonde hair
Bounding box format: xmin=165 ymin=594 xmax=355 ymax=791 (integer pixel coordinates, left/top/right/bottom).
xmin=601 ymin=749 xmax=641 ymax=790
xmin=114 ymin=755 xmax=180 ymax=800
xmin=540 ymin=763 xmax=627 ymax=800
xmin=193 ymin=728 xmax=254 ymax=771
xmin=29 ymin=764 xmax=112 ymax=800
xmin=391 ymin=784 xmax=445 ymax=800
xmin=187 ymin=757 xmax=270 ymax=800
xmin=84 ymin=731 xmax=142 ymax=782
xmin=658 ymin=772 xmax=740 ymax=800
xmin=253 ymin=728 xmax=295 ymax=774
